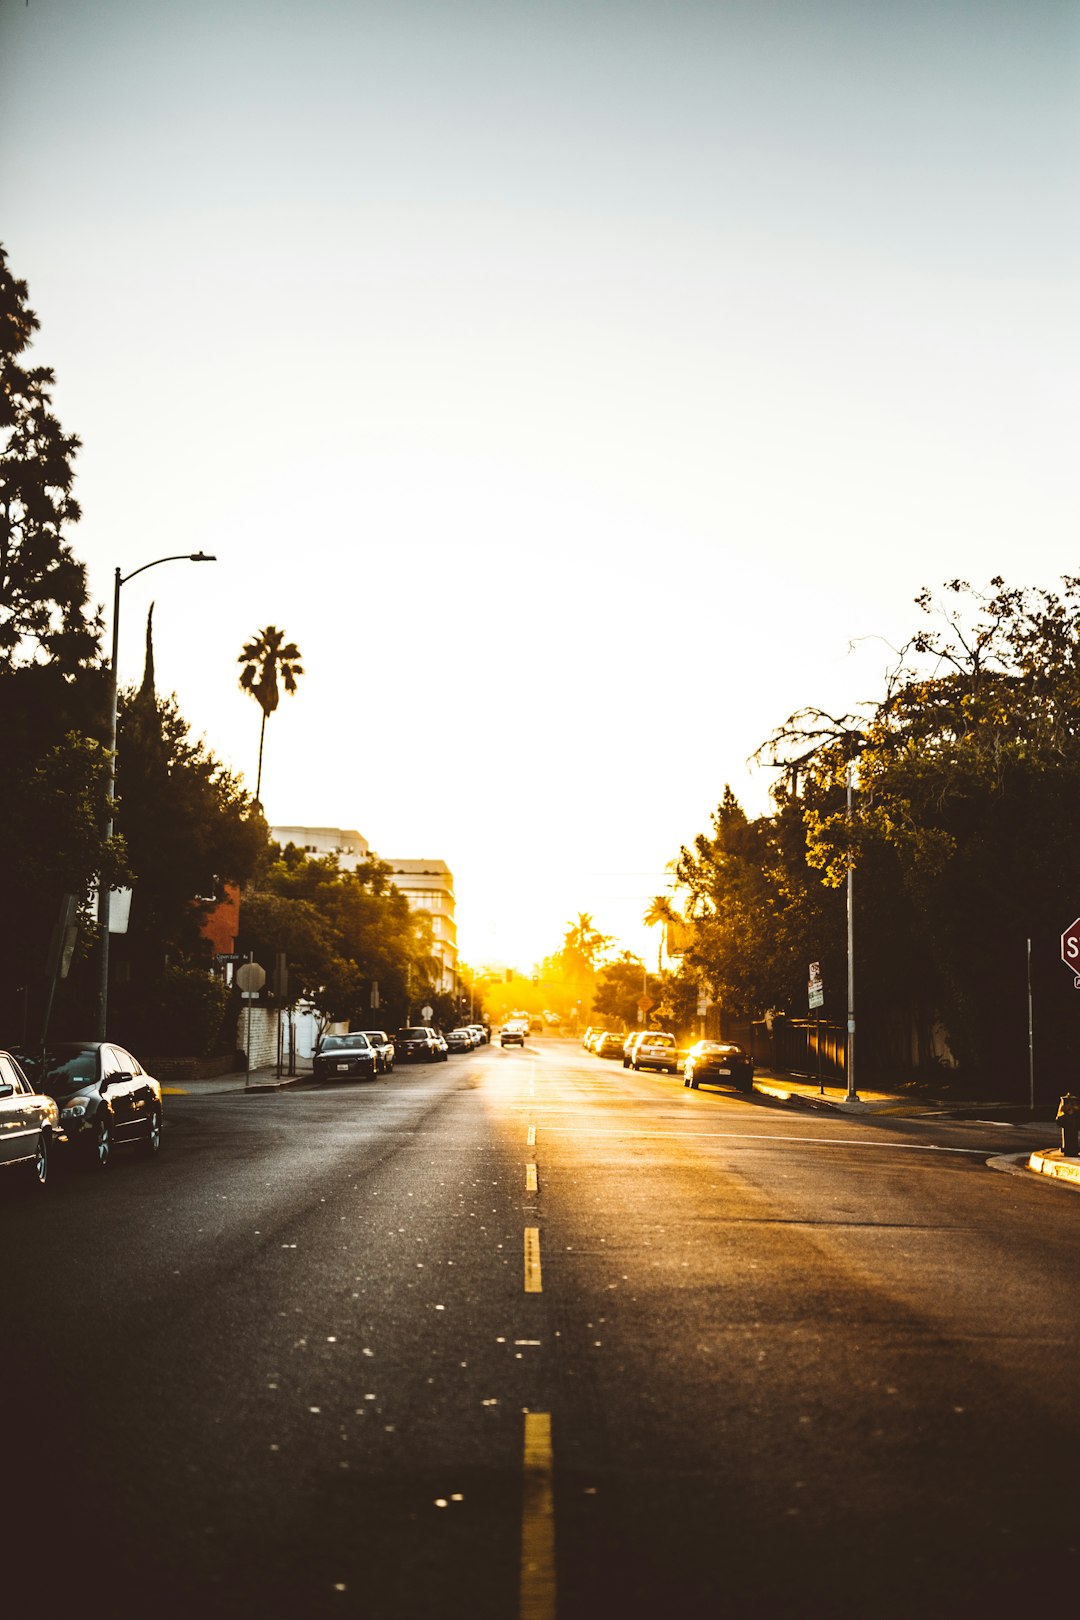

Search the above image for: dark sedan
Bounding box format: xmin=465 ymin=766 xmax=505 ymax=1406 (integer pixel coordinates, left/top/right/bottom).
xmin=683 ymin=1040 xmax=754 ymax=1093
xmin=395 ymin=1027 xmax=446 ymax=1062
xmin=21 ymin=1041 xmax=163 ymax=1169
xmin=313 ymin=1033 xmax=377 ymax=1082
xmin=595 ymin=1031 xmax=627 ymax=1059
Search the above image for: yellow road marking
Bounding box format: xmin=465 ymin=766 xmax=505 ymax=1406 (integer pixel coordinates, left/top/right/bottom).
xmin=524 ymin=1227 xmax=542 ymax=1292
xmin=526 ymin=1162 xmax=538 ymax=1194
xmin=527 ymin=1124 xmax=536 ymax=1147
xmin=520 ymin=1412 xmax=556 ymax=1620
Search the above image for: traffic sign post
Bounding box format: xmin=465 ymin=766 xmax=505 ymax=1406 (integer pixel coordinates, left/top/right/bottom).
xmin=1061 ymin=919 xmax=1080 ymax=988
xmin=236 ymin=961 xmax=267 ymax=1087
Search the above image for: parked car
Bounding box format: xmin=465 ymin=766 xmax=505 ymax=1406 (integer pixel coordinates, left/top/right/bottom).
xmin=500 ymin=1024 xmax=525 ymax=1047
xmin=0 ymin=1049 xmax=60 ymax=1188
xmin=396 ymin=1027 xmax=445 ymax=1062
xmin=432 ymin=1030 xmax=449 ymax=1059
xmin=623 ymin=1032 xmax=645 ymax=1067
xmin=21 ymin=1041 xmax=163 ymax=1168
xmin=582 ymin=1026 xmax=596 ymax=1050
xmin=465 ymin=1024 xmax=488 ymax=1045
xmin=446 ymin=1027 xmax=475 ymax=1053
xmin=596 ymin=1031 xmax=627 ymax=1059
xmin=313 ymin=1032 xmax=378 ymax=1082
xmin=683 ymin=1041 xmax=755 ymax=1093
xmin=631 ymin=1032 xmax=680 ymax=1073
xmin=360 ymin=1031 xmax=395 ymax=1073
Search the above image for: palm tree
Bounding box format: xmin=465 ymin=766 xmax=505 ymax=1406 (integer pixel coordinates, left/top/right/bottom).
xmin=238 ymin=625 xmax=303 ymax=806
xmin=643 ymin=894 xmax=679 ymax=974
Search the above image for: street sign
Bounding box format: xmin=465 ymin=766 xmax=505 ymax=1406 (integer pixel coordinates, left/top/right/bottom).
xmin=236 ymin=961 xmax=266 ymax=992
xmin=637 ymin=995 xmax=655 ymax=1014
xmin=422 ymin=1004 xmax=433 ymax=1020
xmin=808 ymin=961 xmax=824 ymax=1011
xmin=1062 ymin=919 xmax=1080 ymax=986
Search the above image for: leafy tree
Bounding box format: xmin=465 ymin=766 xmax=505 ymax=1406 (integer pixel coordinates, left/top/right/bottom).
xmin=240 ymin=849 xmax=420 ymax=1030
xmin=238 ymin=625 xmax=303 ymax=803
xmin=758 ymin=578 xmax=1080 ymax=1090
xmin=95 ymin=675 xmax=267 ymax=1052
xmin=0 ymin=243 xmax=100 ymax=670
xmin=592 ymin=952 xmax=661 ymax=1030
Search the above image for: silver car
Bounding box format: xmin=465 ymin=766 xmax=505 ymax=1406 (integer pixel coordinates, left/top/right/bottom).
xmin=0 ymin=1049 xmax=60 ymax=1188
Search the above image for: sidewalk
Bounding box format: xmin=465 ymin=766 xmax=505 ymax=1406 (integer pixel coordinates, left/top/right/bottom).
xmin=752 ymin=1070 xmax=1080 ymax=1191
xmin=160 ymin=1062 xmax=309 ymax=1096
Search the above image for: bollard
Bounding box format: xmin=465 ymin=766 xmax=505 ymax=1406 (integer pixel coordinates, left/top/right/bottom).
xmin=1056 ymin=1092 xmax=1080 ymax=1157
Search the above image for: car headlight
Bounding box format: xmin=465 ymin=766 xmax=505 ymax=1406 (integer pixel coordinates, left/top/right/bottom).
xmin=61 ymin=1099 xmax=91 ymax=1121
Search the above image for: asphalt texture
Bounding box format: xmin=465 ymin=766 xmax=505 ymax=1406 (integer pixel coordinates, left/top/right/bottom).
xmin=4 ymin=1038 xmax=1080 ymax=1619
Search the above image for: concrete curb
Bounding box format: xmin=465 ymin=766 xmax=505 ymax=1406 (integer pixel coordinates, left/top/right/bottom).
xmin=1027 ymin=1148 xmax=1080 ymax=1189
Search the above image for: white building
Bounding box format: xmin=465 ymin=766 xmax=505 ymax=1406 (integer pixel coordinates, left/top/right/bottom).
xmin=269 ymin=826 xmax=369 ymax=870
xmin=268 ymin=827 xmax=458 ymax=993
xmin=382 ymin=858 xmax=458 ymax=992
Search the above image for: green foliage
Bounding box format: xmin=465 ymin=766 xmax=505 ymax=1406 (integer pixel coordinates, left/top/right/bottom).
xmin=750 ymin=578 xmax=1080 ymax=1089
xmin=115 ymin=687 xmax=267 ymax=973
xmin=241 ymin=849 xmax=420 ymax=1028
xmin=0 ymin=243 xmax=100 ymax=670
xmin=592 ymin=952 xmax=661 ymax=1030
xmin=111 ymin=965 xmax=230 ymax=1060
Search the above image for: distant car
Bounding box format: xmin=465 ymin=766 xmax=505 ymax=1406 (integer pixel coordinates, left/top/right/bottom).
xmin=0 ymin=1049 xmax=60 ymax=1188
xmin=360 ymin=1031 xmax=395 ymax=1073
xmin=595 ymin=1031 xmax=626 ymax=1059
xmin=623 ymin=1032 xmax=645 ymax=1067
xmin=396 ymin=1027 xmax=445 ymax=1062
xmin=683 ymin=1041 xmax=754 ymax=1093
xmin=631 ymin=1033 xmax=680 ymax=1073
xmin=446 ymin=1028 xmax=475 ymax=1053
xmin=465 ymin=1024 xmax=487 ymax=1045
xmin=582 ymin=1026 xmax=596 ymax=1050
xmin=313 ymin=1032 xmax=377 ymax=1082
xmin=500 ymin=1024 xmax=525 ymax=1047
xmin=433 ymin=1030 xmax=449 ymax=1058
xmin=21 ymin=1041 xmax=163 ymax=1169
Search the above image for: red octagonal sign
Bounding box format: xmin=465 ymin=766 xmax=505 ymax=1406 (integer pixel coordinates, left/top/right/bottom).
xmin=1062 ymin=918 xmax=1080 ymax=984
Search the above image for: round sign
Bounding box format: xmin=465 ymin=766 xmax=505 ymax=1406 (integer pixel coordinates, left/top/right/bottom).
xmin=421 ymin=1004 xmax=433 ymax=1020
xmin=236 ymin=961 xmax=267 ymax=992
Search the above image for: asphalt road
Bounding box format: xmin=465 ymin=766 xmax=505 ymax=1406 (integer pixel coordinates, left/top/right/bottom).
xmin=5 ymin=1037 xmax=1080 ymax=1619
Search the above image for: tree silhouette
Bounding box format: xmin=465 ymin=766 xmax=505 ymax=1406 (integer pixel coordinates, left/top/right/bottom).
xmin=643 ymin=894 xmax=678 ymax=973
xmin=0 ymin=241 xmax=99 ymax=671
xmin=238 ymin=625 xmax=303 ymax=805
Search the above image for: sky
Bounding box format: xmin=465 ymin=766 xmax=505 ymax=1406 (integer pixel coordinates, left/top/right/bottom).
xmin=2 ymin=0 xmax=1077 ymax=973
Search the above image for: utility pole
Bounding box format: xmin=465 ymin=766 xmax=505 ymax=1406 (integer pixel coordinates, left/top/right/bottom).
xmin=845 ymin=757 xmax=859 ymax=1103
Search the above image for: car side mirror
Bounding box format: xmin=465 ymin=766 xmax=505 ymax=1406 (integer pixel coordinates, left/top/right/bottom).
xmin=0 ymin=1082 xmax=13 ymax=1099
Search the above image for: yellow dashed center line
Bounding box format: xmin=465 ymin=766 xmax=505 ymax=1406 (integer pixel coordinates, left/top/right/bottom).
xmin=520 ymin=1412 xmax=556 ymax=1620
xmin=524 ymin=1227 xmax=542 ymax=1292
xmin=526 ymin=1123 xmax=536 ymax=1147
xmin=525 ymin=1162 xmax=538 ymax=1194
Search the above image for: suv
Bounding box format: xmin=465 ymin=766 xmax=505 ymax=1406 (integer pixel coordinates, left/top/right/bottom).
xmin=500 ymin=1023 xmax=526 ymax=1047
xmin=396 ymin=1027 xmax=446 ymax=1062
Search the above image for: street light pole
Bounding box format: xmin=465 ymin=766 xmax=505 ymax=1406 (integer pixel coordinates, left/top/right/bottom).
xmin=845 ymin=756 xmax=859 ymax=1103
xmin=96 ymin=551 xmax=216 ymax=1039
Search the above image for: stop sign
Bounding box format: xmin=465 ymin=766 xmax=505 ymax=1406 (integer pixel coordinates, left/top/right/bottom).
xmin=1061 ymin=919 xmax=1080 ymax=983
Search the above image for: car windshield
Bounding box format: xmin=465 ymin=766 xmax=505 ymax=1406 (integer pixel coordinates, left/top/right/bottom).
xmin=320 ymin=1035 xmax=369 ymax=1052
xmin=38 ymin=1048 xmax=98 ymax=1089
xmin=400 ymin=1028 xmax=430 ymax=1039
xmin=643 ymin=1035 xmax=675 ymax=1046
xmin=362 ymin=1032 xmax=387 ymax=1042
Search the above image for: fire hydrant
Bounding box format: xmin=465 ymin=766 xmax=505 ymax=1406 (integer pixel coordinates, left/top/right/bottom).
xmin=1056 ymin=1092 xmax=1080 ymax=1157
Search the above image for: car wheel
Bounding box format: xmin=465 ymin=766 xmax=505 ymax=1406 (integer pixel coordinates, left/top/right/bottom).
xmin=688 ymin=1075 xmax=698 ymax=1090
xmin=142 ymin=1105 xmax=163 ymax=1156
xmin=88 ymin=1117 xmax=111 ymax=1170
xmin=27 ymin=1130 xmax=49 ymax=1188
